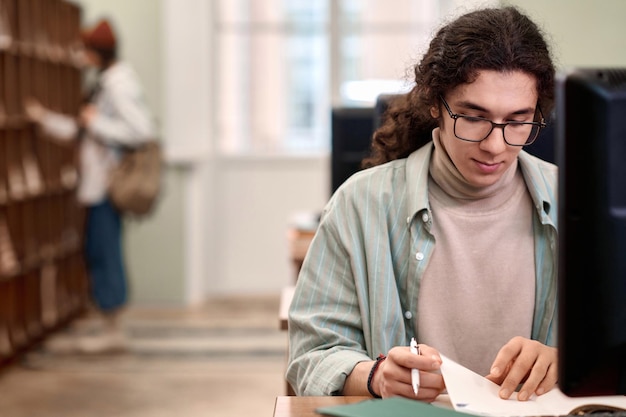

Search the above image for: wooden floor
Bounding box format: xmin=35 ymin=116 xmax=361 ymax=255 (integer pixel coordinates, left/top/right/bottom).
xmin=0 ymin=294 xmax=288 ymax=417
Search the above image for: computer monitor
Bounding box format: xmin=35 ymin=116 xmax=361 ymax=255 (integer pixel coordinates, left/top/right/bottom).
xmin=557 ymin=68 xmax=626 ymax=397
xmin=330 ymin=107 xmax=375 ymax=194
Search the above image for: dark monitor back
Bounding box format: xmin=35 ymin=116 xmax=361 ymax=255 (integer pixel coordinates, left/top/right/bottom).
xmin=374 ymin=93 xmax=397 ymax=129
xmin=331 ymin=107 xmax=375 ymax=193
xmin=525 ymin=119 xmax=555 ymax=164
xmin=557 ymin=68 xmax=626 ymax=396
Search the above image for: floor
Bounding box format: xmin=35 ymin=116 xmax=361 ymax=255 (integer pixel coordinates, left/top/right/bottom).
xmin=0 ymin=294 xmax=289 ymax=417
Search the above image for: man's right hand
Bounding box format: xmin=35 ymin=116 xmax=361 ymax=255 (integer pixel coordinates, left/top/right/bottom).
xmin=373 ymin=344 xmax=445 ymax=402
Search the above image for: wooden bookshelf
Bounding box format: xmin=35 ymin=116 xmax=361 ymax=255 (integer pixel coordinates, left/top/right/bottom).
xmin=0 ymin=0 xmax=88 ymax=367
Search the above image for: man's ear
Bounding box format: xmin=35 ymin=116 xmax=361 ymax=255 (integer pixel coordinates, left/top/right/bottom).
xmin=430 ymin=105 xmax=439 ymax=119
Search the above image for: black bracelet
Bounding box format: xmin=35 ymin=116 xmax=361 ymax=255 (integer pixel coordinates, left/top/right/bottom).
xmin=367 ymin=354 xmax=386 ymax=398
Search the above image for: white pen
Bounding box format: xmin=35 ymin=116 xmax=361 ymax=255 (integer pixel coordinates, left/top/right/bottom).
xmin=410 ymin=337 xmax=420 ymax=396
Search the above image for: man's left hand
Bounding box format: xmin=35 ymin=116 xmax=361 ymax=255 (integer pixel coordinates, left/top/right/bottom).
xmin=485 ymin=336 xmax=557 ymax=401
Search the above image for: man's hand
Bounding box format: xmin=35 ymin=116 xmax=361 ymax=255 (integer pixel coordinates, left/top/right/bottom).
xmin=486 ymin=336 xmax=558 ymax=401
xmin=373 ymin=344 xmax=445 ymax=402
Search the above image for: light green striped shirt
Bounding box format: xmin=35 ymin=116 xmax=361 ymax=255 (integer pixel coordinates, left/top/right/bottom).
xmin=287 ymin=141 xmax=558 ymax=396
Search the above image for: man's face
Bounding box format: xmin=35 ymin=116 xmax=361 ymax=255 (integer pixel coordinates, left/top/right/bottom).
xmin=434 ymin=70 xmax=539 ymax=188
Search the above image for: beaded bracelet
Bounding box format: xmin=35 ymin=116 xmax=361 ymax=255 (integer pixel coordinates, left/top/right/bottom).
xmin=366 ymin=354 xmax=386 ymax=398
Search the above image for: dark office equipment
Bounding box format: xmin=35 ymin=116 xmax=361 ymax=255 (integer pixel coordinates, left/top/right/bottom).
xmin=330 ymin=107 xmax=375 ymax=194
xmin=557 ymin=68 xmax=626 ymax=397
xmin=373 ymin=93 xmax=399 ymax=129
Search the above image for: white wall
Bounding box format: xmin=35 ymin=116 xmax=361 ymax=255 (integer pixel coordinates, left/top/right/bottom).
xmin=211 ymin=156 xmax=330 ymax=295
xmin=73 ymin=0 xmax=162 ymax=124
xmin=160 ymin=0 xmax=213 ymax=305
xmin=158 ymin=1 xmax=331 ymax=300
xmin=503 ymin=0 xmax=626 ymax=68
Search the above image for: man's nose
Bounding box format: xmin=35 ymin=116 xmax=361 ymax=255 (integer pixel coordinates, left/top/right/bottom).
xmin=479 ymin=125 xmax=508 ymax=154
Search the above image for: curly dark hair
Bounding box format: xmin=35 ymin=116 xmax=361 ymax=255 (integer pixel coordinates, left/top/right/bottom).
xmin=362 ymin=6 xmax=555 ymax=168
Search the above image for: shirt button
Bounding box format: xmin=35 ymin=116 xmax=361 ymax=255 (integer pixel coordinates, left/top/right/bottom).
xmin=406 ymin=216 xmax=411 ymax=224
xmin=415 ymin=252 xmax=424 ymax=261
xmin=404 ymin=311 xmax=413 ymax=320
xmin=422 ymin=213 xmax=429 ymax=223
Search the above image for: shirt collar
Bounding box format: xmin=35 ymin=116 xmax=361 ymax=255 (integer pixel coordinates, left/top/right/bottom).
xmin=404 ymin=133 xmax=558 ymax=227
xmin=405 ymin=140 xmax=434 ymax=225
xmin=517 ymin=151 xmax=558 ymax=225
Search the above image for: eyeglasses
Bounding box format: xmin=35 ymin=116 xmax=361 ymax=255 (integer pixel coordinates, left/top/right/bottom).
xmin=439 ymin=96 xmax=546 ymax=146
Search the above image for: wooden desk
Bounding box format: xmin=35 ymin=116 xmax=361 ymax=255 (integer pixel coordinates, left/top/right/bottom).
xmin=274 ymin=396 xmax=369 ymax=417
xmin=279 ymin=286 xmax=296 ymax=395
xmin=287 ymin=226 xmax=315 ymax=281
xmin=282 ymin=217 xmax=316 ymax=396
xmin=283 ymin=219 xmax=315 ymax=331
xmin=279 ymin=285 xmax=295 ymax=331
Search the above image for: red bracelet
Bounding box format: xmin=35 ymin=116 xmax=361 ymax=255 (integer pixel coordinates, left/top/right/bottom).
xmin=367 ymin=354 xmax=386 ymax=398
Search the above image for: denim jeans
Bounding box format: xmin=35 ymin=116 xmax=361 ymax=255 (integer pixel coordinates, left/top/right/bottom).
xmin=84 ymin=199 xmax=127 ymax=312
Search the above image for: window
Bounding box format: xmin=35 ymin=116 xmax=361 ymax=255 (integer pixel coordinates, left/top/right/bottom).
xmin=214 ymin=0 xmax=486 ymax=155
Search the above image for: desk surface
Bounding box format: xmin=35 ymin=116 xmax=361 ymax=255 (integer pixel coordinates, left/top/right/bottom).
xmin=274 ymin=396 xmax=369 ymax=417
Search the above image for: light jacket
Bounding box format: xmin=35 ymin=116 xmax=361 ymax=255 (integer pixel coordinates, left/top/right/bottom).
xmin=40 ymin=61 xmax=155 ymax=205
xmin=286 ymin=141 xmax=558 ymax=396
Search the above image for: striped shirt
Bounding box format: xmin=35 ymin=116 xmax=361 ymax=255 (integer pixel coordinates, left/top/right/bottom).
xmin=286 ymin=141 xmax=558 ymax=396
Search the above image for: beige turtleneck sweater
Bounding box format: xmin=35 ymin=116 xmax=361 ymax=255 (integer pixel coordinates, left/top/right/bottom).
xmin=416 ymin=131 xmax=536 ymax=376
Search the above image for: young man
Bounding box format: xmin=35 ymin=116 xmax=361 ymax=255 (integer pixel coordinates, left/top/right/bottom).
xmin=287 ymin=6 xmax=558 ymax=402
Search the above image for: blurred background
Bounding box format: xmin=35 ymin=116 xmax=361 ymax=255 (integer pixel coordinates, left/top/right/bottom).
xmin=72 ymin=0 xmax=626 ymax=307
xmin=1 ymin=0 xmax=626 ymax=416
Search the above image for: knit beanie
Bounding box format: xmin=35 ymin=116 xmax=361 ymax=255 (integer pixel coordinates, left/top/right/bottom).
xmin=81 ymin=19 xmax=116 ymax=51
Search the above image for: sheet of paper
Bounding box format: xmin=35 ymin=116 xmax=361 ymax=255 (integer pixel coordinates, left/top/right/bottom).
xmin=439 ymin=354 xmax=626 ymax=417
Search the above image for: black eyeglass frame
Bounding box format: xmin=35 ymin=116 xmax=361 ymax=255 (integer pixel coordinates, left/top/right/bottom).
xmin=439 ymin=95 xmax=547 ymax=146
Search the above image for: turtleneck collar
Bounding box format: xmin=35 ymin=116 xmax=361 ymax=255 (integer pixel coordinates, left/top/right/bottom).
xmin=429 ymin=128 xmax=519 ymax=201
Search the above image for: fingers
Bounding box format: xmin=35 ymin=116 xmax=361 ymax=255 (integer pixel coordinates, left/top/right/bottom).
xmin=393 ymin=343 xmax=442 ymax=375
xmin=485 ymin=361 xmax=511 ymax=385
xmin=488 ymin=336 xmax=523 ymax=382
xmin=416 ymin=344 xmax=444 ymax=366
xmin=379 ymin=345 xmax=445 ymax=402
xmin=380 ymin=368 xmax=445 ymax=402
xmin=534 ymin=362 xmax=558 ymax=396
xmin=518 ymin=348 xmax=558 ymax=400
xmin=488 ymin=337 xmax=558 ymax=401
